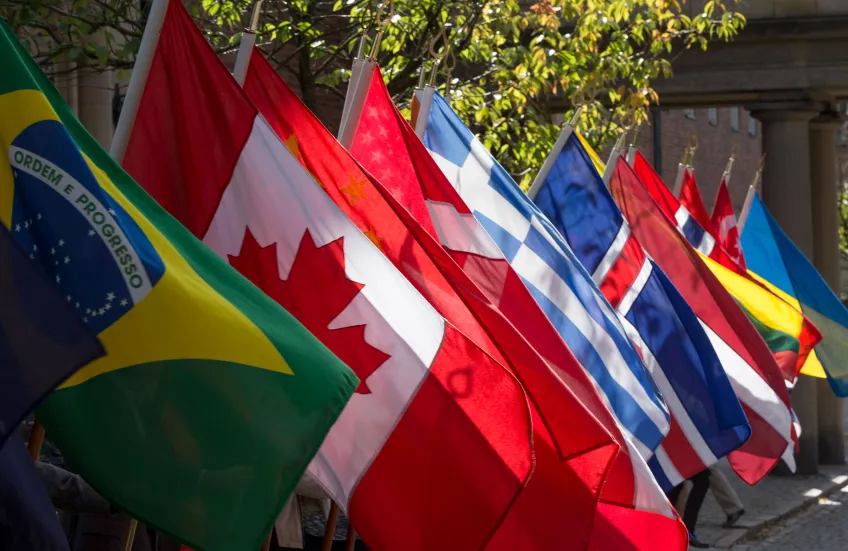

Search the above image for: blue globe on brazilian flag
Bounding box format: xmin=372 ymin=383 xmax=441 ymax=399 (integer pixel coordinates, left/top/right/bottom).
xmin=0 ymin=18 xmax=357 ymax=551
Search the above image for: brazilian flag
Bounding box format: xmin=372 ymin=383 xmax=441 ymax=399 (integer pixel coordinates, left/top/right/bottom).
xmin=0 ymin=19 xmax=358 ymax=551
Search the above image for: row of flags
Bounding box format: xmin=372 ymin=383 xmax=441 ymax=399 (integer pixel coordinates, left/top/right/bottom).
xmin=3 ymin=1 xmax=848 ymax=550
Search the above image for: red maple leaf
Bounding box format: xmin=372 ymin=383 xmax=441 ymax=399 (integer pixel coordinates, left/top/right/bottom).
xmin=229 ymin=228 xmax=389 ymax=394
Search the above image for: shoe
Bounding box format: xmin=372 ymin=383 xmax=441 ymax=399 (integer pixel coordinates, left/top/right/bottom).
xmin=688 ymin=535 xmax=710 ymax=549
xmin=723 ymin=509 xmax=745 ymax=528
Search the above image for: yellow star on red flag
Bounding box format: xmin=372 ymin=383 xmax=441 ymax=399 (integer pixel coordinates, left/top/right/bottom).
xmin=340 ymin=174 xmax=368 ymax=205
xmin=363 ymin=226 xmax=384 ymax=251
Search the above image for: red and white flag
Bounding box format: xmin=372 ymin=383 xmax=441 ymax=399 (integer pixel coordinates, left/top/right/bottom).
xmin=244 ymin=49 xmax=631 ymax=551
xmin=711 ymin=177 xmax=747 ymax=268
xmin=342 ymin=65 xmax=685 ymax=551
xmin=119 ymin=3 xmax=537 ymax=549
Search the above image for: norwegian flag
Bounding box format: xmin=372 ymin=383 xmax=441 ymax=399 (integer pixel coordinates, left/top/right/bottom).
xmin=532 ymin=131 xmax=751 ymax=491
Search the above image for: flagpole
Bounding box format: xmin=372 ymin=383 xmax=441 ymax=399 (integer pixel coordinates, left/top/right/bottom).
xmin=413 ymin=86 xmax=435 ymax=138
xmin=337 ymin=59 xmax=376 ymax=148
xmin=527 ymin=107 xmax=582 ymax=200
xmin=320 ymin=502 xmax=340 ymax=551
xmin=339 ymin=36 xmax=368 ymax=130
xmin=723 ymin=154 xmax=736 ymax=188
xmin=737 ymin=155 xmax=765 ymax=233
xmin=737 ymin=185 xmax=757 ymax=234
xmin=672 ymin=150 xmax=688 ymax=196
xmin=602 ymin=132 xmax=627 ymax=186
xmin=723 ymin=144 xmax=738 ymax=188
xmin=26 ymin=420 xmax=45 ymax=462
xmin=232 ymin=0 xmax=265 ymax=86
xmin=110 ymin=0 xmax=171 ymax=163
xmin=625 ymin=124 xmax=640 ymax=166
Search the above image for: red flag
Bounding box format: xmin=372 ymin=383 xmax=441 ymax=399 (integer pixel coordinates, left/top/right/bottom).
xmin=611 ymin=157 xmax=795 ymax=484
xmin=345 ymin=66 xmax=685 ymax=551
xmin=242 ymin=53 xmax=631 ymax=549
xmin=711 ymin=177 xmax=747 ymax=268
xmin=121 ymin=5 xmax=539 ymax=551
xmin=678 ymin=169 xmax=714 ymax=234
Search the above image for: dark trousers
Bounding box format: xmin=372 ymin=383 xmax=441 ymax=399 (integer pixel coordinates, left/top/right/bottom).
xmin=667 ymin=469 xmax=711 ymax=534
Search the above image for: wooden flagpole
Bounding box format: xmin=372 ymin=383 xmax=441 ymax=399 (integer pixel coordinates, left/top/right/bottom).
xmin=26 ymin=420 xmax=45 ymax=462
xmin=121 ymin=519 xmax=138 ymax=551
xmin=345 ymin=526 xmax=357 ymax=551
xmin=260 ymin=530 xmax=273 ymax=551
xmin=320 ymin=502 xmax=341 ymax=551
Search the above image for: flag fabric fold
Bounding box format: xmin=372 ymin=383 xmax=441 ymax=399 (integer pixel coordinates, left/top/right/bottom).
xmin=408 ymin=89 xmax=686 ymax=550
xmin=245 ymin=51 xmax=635 ymax=551
xmin=417 ymin=92 xmax=668 ymax=460
xmin=0 ymin=15 xmax=358 ymax=551
xmin=533 ymin=132 xmax=750 ymax=490
xmin=711 ymin=177 xmax=746 ymax=268
xmin=610 ymin=158 xmax=796 ymax=484
xmin=741 ymin=194 xmax=848 ymax=396
xmin=120 ymin=5 xmax=539 ymax=551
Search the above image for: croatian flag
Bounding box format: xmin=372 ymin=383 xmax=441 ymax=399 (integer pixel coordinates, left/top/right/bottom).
xmin=420 ymin=92 xmax=668 ymax=462
xmin=532 ymin=133 xmax=751 ymax=489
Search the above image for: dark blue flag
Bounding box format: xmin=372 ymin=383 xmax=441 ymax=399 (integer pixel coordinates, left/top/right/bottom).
xmin=0 ymin=222 xmax=104 ymax=550
xmin=0 ymin=222 xmax=104 ymax=446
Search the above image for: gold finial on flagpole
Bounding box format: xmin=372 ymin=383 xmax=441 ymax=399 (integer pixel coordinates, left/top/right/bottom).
xmin=368 ymin=0 xmax=395 ymax=60
xmin=247 ymin=0 xmax=264 ymax=32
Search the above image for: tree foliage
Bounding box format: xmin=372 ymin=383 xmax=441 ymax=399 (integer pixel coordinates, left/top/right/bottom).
xmin=3 ymin=0 xmax=746 ymax=188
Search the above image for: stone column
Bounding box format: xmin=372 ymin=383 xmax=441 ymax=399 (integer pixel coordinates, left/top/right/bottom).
xmin=78 ymin=67 xmax=114 ymax=150
xmin=754 ymin=108 xmax=820 ymax=474
xmin=810 ymin=112 xmax=846 ymax=465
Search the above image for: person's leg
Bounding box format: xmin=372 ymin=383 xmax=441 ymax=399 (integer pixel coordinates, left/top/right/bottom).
xmin=682 ymin=470 xmax=711 ymax=534
xmin=666 ymin=482 xmax=683 ymax=508
xmin=709 ymin=466 xmax=745 ymax=526
xmin=674 ymin=480 xmax=693 ymax=513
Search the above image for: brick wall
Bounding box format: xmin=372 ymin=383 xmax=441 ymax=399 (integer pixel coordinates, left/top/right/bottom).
xmin=630 ymin=107 xmax=762 ymax=213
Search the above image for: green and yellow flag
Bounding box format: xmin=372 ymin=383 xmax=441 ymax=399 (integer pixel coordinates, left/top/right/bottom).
xmin=0 ymin=19 xmax=357 ymax=551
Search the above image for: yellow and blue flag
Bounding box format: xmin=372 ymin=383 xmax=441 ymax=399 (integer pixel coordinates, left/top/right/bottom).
xmin=741 ymin=193 xmax=848 ymax=396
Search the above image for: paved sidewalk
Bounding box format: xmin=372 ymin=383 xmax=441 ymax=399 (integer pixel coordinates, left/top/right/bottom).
xmin=695 ymin=462 xmax=848 ymax=548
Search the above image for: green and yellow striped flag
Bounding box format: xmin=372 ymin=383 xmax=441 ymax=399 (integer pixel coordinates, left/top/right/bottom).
xmin=0 ymin=19 xmax=357 ymax=551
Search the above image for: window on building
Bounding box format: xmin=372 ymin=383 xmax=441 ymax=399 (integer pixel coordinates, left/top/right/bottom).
xmin=730 ymin=107 xmax=740 ymax=132
xmin=708 ymin=108 xmax=718 ymax=126
xmin=684 ymin=108 xmax=696 ymax=120
xmin=747 ymin=112 xmax=757 ymax=137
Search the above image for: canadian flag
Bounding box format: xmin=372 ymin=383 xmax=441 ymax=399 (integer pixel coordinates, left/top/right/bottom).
xmin=119 ymin=2 xmax=538 ymax=549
